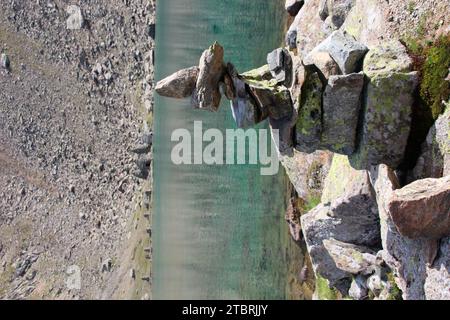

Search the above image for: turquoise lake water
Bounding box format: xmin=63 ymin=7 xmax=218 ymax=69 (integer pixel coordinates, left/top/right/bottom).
xmin=153 ymin=0 xmax=302 ymax=299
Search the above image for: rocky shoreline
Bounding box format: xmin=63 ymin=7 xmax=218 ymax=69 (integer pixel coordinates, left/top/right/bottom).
xmin=156 ymin=0 xmax=449 ymax=300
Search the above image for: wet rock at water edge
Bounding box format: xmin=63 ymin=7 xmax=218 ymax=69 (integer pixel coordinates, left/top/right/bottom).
xmin=66 ymin=5 xmax=84 ymax=30
xmin=309 ymin=30 xmax=368 ymax=74
xmin=285 ymin=0 xmax=305 ymax=16
xmin=155 ymin=66 xmax=199 ymax=99
xmin=388 ymin=175 xmax=450 ymax=240
xmin=321 ymin=72 xmax=364 ymax=155
xmin=194 ymin=42 xmax=226 ymax=111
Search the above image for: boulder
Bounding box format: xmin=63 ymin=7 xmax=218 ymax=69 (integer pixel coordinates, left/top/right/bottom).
xmin=349 ymin=275 xmax=368 ymax=300
xmin=309 ymin=30 xmax=368 ymax=74
xmin=328 ymin=0 xmax=356 ymax=28
xmin=412 ymin=106 xmax=450 ymax=179
xmin=388 ymin=175 xmax=450 ymax=240
xmin=1 ymin=53 xmax=10 ymax=70
xmin=194 ymin=42 xmax=226 ymax=111
xmin=321 ymin=154 xmax=372 ymax=204
xmin=285 ymin=0 xmax=304 ymax=16
xmin=369 ymin=164 xmax=433 ymax=300
xmin=351 ymin=41 xmax=418 ymax=169
xmin=289 ymin=53 xmax=307 ymax=111
xmin=155 ymin=66 xmax=199 ymax=98
xmin=323 ymin=238 xmax=377 ymax=275
xmin=243 ymin=75 xmax=293 ymax=121
xmin=425 ymin=237 xmax=450 ymax=300
xmin=279 ymin=150 xmax=333 ymax=200
xmin=227 ymin=64 xmax=262 ymax=128
xmin=303 ymin=51 xmax=341 ymax=80
xmin=267 ymin=48 xmax=293 ymax=87
xmin=295 ymin=72 xmax=323 ymax=153
xmin=321 ymin=73 xmax=364 ymax=155
xmin=66 ymin=5 xmax=84 ymax=30
xmin=219 ymin=73 xmax=235 ymax=100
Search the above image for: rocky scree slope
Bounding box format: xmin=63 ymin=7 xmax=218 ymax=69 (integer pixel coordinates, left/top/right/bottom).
xmin=0 ymin=0 xmax=155 ymax=299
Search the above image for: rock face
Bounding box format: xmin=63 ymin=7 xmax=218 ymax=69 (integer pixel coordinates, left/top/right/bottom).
xmin=310 ymin=30 xmax=368 ymax=74
xmin=352 ymin=41 xmax=418 ymax=169
xmin=413 ymin=107 xmax=450 ymax=179
xmin=66 ymin=5 xmax=84 ymax=30
xmin=155 ymin=66 xmax=199 ymax=98
xmin=194 ymin=42 xmax=225 ymax=111
xmin=369 ymin=165 xmax=431 ymax=300
xmin=388 ymin=176 xmax=450 ymax=240
xmin=295 ymin=72 xmax=323 ymax=153
xmin=285 ymin=0 xmax=304 ymax=16
xmin=1 ymin=53 xmax=10 ymax=70
xmin=321 ymin=73 xmax=364 ymax=155
xmin=303 ymin=51 xmax=341 ymax=80
xmin=267 ymin=48 xmax=293 ymax=87
xmin=323 ymin=238 xmax=377 ymax=274
xmin=425 ymin=237 xmax=450 ymax=300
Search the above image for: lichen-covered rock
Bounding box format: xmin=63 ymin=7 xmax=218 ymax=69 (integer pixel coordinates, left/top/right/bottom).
xmin=323 ymin=238 xmax=377 ymax=275
xmin=369 ymin=164 xmax=433 ymax=300
xmin=321 ymin=154 xmax=371 ymax=204
xmin=321 ymin=72 xmax=364 ymax=155
xmin=301 ymin=194 xmax=380 ymax=285
xmin=349 ymin=275 xmax=368 ymax=300
xmin=155 ymin=66 xmax=199 ymax=98
xmin=351 ymin=41 xmax=418 ymax=169
xmin=295 ymin=72 xmax=323 ymax=153
xmin=285 ymin=0 xmax=304 ymax=16
xmin=1 ymin=53 xmax=10 ymax=70
xmin=388 ymin=175 xmax=450 ymax=240
xmin=412 ymin=106 xmax=450 ymax=179
xmin=303 ymin=51 xmax=341 ymax=80
xmin=425 ymin=237 xmax=450 ymax=300
xmin=267 ymin=48 xmax=293 ymax=87
xmin=227 ymin=64 xmax=262 ymax=128
xmin=194 ymin=42 xmax=225 ymax=111
xmin=327 ymin=0 xmax=356 ymax=29
xmin=310 ymin=30 xmax=368 ymax=74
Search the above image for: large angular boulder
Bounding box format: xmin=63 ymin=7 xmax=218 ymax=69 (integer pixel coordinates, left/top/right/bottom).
xmin=351 ymin=41 xmax=418 ymax=169
xmin=295 ymin=72 xmax=323 ymax=153
xmin=388 ymin=175 xmax=450 ymax=240
xmin=369 ymin=164 xmax=434 ymax=300
xmin=321 ymin=154 xmax=372 ymax=204
xmin=303 ymin=51 xmax=341 ymax=80
xmin=301 ymin=193 xmax=380 ymax=286
xmin=155 ymin=66 xmax=199 ymax=98
xmin=267 ymin=48 xmax=293 ymax=87
xmin=285 ymin=0 xmax=304 ymax=16
xmin=412 ymin=106 xmax=450 ymax=179
xmin=279 ymin=150 xmax=333 ymax=200
xmin=321 ymin=72 xmax=364 ymax=155
xmin=307 ymin=30 xmax=368 ymax=74
xmin=425 ymin=237 xmax=450 ymax=300
xmin=194 ymin=42 xmax=226 ymax=111
xmin=323 ymin=238 xmax=377 ymax=275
